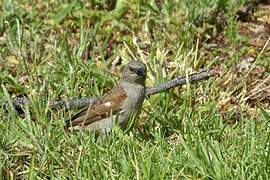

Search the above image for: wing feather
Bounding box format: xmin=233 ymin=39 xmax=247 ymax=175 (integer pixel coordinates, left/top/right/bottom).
xmin=66 ymin=85 xmax=127 ymax=128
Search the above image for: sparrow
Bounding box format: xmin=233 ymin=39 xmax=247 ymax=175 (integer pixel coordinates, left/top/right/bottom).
xmin=65 ymin=61 xmax=147 ymax=134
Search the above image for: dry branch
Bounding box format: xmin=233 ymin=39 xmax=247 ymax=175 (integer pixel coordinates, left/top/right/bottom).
xmin=9 ymin=69 xmax=216 ymax=115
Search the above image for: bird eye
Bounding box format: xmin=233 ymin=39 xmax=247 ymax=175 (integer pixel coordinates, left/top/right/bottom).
xmin=129 ymin=67 xmax=136 ymax=72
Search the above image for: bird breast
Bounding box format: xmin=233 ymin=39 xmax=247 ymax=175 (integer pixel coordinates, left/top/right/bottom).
xmin=119 ymin=81 xmax=145 ymax=123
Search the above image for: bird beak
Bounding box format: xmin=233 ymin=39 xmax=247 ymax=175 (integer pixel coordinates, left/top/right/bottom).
xmin=137 ymin=69 xmax=146 ymax=76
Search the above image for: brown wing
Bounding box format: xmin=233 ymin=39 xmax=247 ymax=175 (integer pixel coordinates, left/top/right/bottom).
xmin=66 ymin=85 xmax=127 ymax=128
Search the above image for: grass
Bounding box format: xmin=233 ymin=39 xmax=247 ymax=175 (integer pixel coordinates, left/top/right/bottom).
xmin=1 ymin=0 xmax=270 ymax=179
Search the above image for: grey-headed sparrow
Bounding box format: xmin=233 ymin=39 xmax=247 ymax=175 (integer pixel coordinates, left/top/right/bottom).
xmin=65 ymin=61 xmax=147 ymax=133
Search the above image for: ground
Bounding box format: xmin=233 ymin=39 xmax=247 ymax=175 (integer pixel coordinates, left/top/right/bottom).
xmin=0 ymin=0 xmax=269 ymax=179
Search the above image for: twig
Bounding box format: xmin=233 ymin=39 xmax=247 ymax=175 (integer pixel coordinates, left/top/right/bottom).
xmin=9 ymin=69 xmax=216 ymax=115
xmin=146 ymin=69 xmax=215 ymax=96
xmin=49 ymin=98 xmax=98 ymax=110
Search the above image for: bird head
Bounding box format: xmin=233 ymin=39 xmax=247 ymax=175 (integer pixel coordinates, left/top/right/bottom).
xmin=122 ymin=61 xmax=147 ymax=85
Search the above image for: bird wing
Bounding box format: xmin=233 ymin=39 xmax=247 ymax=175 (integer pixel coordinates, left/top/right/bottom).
xmin=66 ymin=85 xmax=127 ymax=128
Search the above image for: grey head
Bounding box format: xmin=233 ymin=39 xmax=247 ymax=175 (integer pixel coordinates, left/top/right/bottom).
xmin=122 ymin=61 xmax=147 ymax=85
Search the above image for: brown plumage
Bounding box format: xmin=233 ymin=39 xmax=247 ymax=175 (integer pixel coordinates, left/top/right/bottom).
xmin=65 ymin=85 xmax=127 ymax=128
